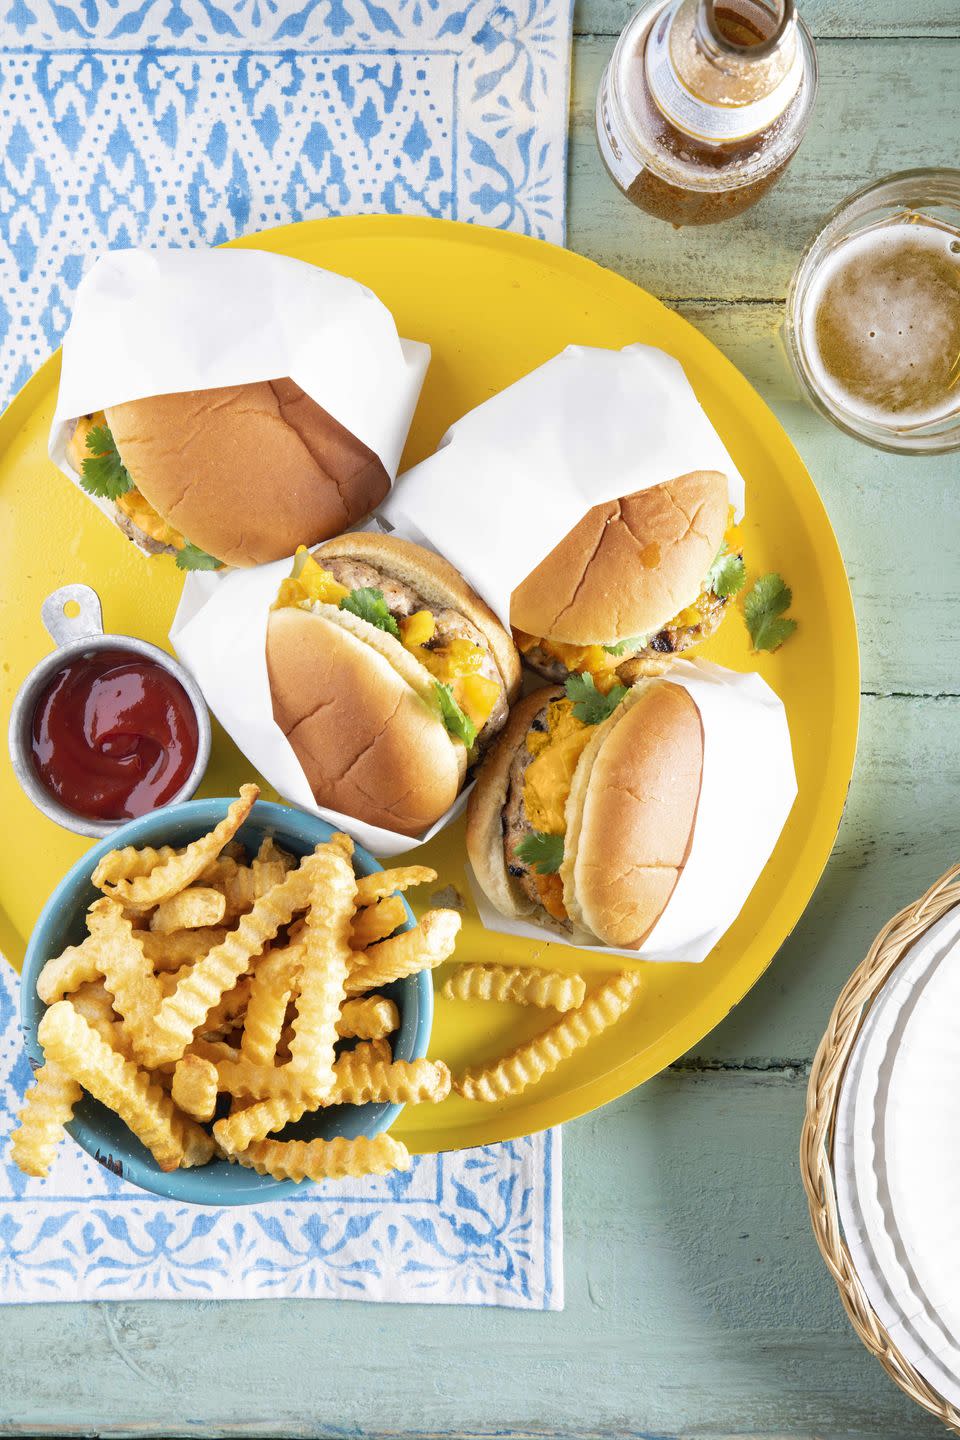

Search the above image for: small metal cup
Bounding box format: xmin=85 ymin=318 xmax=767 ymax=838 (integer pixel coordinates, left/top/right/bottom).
xmin=8 ymin=583 xmax=211 ymax=838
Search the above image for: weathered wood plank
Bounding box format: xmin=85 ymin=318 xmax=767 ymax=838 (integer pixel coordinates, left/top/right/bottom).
xmin=0 ymin=1070 xmax=943 ymax=1439
xmin=569 ymin=37 xmax=960 ymax=302
xmin=574 ymin=0 xmax=960 ymax=37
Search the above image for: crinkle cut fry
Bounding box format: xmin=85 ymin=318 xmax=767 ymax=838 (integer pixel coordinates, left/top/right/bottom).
xmin=239 ymin=942 xmax=302 ymax=1068
xmin=142 ymin=846 xmax=334 ymax=1069
xmin=287 ymin=849 xmax=356 ymax=1093
xmin=38 ymin=1001 xmax=214 ymax=1171
xmin=337 ymin=996 xmax=399 ymax=1041
xmin=86 ymin=899 xmax=163 ymax=1062
xmin=90 ymin=844 xmax=178 ymax=887
xmin=330 ymin=1053 xmax=451 ymax=1106
xmin=171 ymin=1055 xmax=219 ymax=1122
xmin=234 ymin=1134 xmax=412 ymax=1182
xmin=354 ymin=866 xmax=437 ymax=907
xmin=150 ymin=887 xmax=226 ymax=934
xmin=455 ymin=971 xmax=644 ymax=1101
xmin=92 ymin=785 xmax=258 ymax=908
xmin=37 ymin=938 xmax=100 ymax=1004
xmin=442 ymin=963 xmax=587 ymax=1012
xmin=9 ymin=1061 xmax=82 ymax=1177
xmin=350 ymin=895 xmax=406 ymax=950
xmin=346 ymin=909 xmax=461 ymax=995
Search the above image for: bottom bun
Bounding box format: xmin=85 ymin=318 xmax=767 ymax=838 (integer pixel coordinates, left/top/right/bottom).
xmin=563 ymin=682 xmax=704 ymax=948
xmin=267 ymin=606 xmax=465 ymax=836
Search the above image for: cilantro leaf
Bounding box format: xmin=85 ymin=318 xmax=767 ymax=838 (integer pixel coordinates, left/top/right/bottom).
xmin=565 ymin=671 xmax=628 ymax=725
xmin=515 ymin=831 xmax=564 ymax=875
xmin=339 ymin=587 xmax=400 ymax=638
xmin=708 ymin=549 xmax=746 ymax=599
xmin=602 ymin=635 xmax=646 ymax=657
xmin=176 ymin=542 xmax=221 ymax=571
xmin=434 ymin=681 xmax=478 ymax=750
xmin=80 ymin=424 xmax=134 ymax=501
xmin=743 ymin=572 xmax=798 ymax=652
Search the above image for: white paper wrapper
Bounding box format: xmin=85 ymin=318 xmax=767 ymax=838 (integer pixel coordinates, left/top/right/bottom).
xmin=170 ymin=558 xmax=470 ymax=859
xmin=381 ymin=343 xmax=745 ymax=631
xmin=467 ymin=659 xmax=796 ymax=963
xmin=833 ymin=903 xmax=960 ymax=1407
xmin=49 ymin=246 xmax=430 ymax=548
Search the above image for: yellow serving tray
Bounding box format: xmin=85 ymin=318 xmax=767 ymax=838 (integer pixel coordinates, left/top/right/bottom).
xmin=0 ymin=216 xmax=859 ymax=1154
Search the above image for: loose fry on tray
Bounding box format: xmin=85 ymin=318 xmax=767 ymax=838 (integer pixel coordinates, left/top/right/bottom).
xmin=38 ymin=1002 xmax=215 ymax=1171
xmin=92 ymin=785 xmax=258 ymax=909
xmin=350 ymin=894 xmax=406 ymax=950
xmin=441 ymin=963 xmax=587 ymax=1012
xmin=346 ymin=909 xmax=461 ymax=995
xmin=233 ymin=1134 xmax=411 ymax=1182
xmin=354 ymin=866 xmax=437 ymax=907
xmin=454 ymin=971 xmax=643 ymax=1102
xmin=9 ymin=1061 xmax=82 ymax=1177
xmin=86 ymin=899 xmax=163 ymax=1062
xmin=150 ymin=887 xmax=226 ymax=934
xmin=336 ymin=996 xmax=399 ymax=1041
xmin=142 ymin=846 xmax=333 ymax=1068
xmin=171 ymin=1055 xmax=219 ymax=1123
xmin=140 ymin=928 xmax=229 ymax=969
xmin=287 ymin=845 xmax=356 ymax=1093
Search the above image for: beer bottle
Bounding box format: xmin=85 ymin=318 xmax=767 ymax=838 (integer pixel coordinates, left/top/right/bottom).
xmin=597 ymin=0 xmax=818 ymax=226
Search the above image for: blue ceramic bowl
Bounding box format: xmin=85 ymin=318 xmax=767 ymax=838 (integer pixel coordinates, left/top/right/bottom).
xmin=20 ymin=798 xmax=432 ymax=1205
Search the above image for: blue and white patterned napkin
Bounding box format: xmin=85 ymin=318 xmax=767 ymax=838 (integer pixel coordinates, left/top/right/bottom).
xmin=0 ymin=0 xmax=573 ymax=1306
xmin=0 ymin=967 xmax=562 ymax=1305
xmin=0 ymin=0 xmax=573 ymax=406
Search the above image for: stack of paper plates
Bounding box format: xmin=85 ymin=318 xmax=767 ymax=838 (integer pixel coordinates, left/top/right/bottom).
xmin=834 ymin=903 xmax=960 ymax=1405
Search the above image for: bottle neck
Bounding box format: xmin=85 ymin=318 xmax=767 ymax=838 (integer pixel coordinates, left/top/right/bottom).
xmin=645 ymin=0 xmax=804 ymax=144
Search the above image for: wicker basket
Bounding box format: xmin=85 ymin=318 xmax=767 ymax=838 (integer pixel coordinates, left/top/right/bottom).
xmin=800 ymin=860 xmax=960 ymax=1432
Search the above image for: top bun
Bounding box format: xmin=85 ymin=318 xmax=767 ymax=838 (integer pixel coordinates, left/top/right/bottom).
xmin=314 ymin=531 xmax=522 ymax=700
xmin=106 ymin=378 xmax=389 ymax=567
xmin=562 ymin=681 xmax=703 ymax=948
xmin=510 ymin=471 xmax=729 ymax=644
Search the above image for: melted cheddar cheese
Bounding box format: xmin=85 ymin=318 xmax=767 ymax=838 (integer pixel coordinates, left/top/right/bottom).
xmin=522 ymin=699 xmax=592 ymax=835
xmin=275 ymin=556 xmax=500 ymax=735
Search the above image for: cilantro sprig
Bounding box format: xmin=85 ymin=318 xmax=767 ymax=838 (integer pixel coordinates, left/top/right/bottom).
xmin=80 ymin=424 xmax=134 ymax=501
xmin=176 ymin=541 xmax=221 ymax=571
xmin=707 ymin=543 xmax=746 ymax=599
xmin=565 ymin=672 xmax=627 ymax=725
xmin=516 ymin=831 xmax=564 ymax=875
xmin=743 ymin=573 xmax=797 ymax=652
xmin=434 ymin=681 xmax=477 ymax=750
xmin=602 ymin=635 xmax=646 ymax=658
xmin=339 ymin=587 xmax=400 ymax=639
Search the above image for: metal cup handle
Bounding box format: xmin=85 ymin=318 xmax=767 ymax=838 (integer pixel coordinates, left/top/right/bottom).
xmin=41 ymin=584 xmax=104 ymax=648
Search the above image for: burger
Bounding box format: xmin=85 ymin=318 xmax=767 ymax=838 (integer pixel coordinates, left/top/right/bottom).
xmin=267 ymin=533 xmax=522 ymax=836
xmin=510 ymin=471 xmax=744 ymax=690
xmin=66 ymin=380 xmax=390 ymax=569
xmin=467 ymin=674 xmax=703 ymax=949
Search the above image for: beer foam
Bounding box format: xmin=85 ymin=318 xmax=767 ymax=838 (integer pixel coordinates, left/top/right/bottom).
xmin=801 ymin=219 xmax=960 ymax=429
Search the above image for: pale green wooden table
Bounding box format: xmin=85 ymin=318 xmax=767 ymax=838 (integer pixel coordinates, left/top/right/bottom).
xmin=3 ymin=5 xmax=959 ymax=1436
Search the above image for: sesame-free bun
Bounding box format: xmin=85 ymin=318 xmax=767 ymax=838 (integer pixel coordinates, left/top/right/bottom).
xmin=562 ymin=681 xmax=703 ymax=948
xmin=315 ymin=532 xmax=522 ymax=701
xmin=267 ymin=605 xmax=466 ymax=837
xmin=106 ymin=378 xmax=388 ymax=567
xmin=467 ymin=679 xmax=704 ymax=948
xmin=510 ymin=472 xmax=729 ymax=644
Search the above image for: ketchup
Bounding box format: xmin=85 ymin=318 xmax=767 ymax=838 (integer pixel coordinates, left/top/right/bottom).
xmin=30 ymin=649 xmax=199 ymax=821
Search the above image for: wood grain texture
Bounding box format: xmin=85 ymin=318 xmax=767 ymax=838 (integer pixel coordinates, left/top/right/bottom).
xmin=575 ymin=0 xmax=960 ymax=37
xmin=4 ymin=14 xmax=960 ymax=1440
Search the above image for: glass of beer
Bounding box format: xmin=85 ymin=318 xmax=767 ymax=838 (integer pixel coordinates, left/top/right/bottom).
xmin=785 ymin=169 xmax=960 ymax=453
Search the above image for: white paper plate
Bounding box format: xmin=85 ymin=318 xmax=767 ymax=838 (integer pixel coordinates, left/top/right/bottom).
xmin=834 ymin=903 xmax=960 ymax=1407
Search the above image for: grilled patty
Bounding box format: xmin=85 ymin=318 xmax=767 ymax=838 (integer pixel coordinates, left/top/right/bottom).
xmin=324 ymin=556 xmax=509 ymax=744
